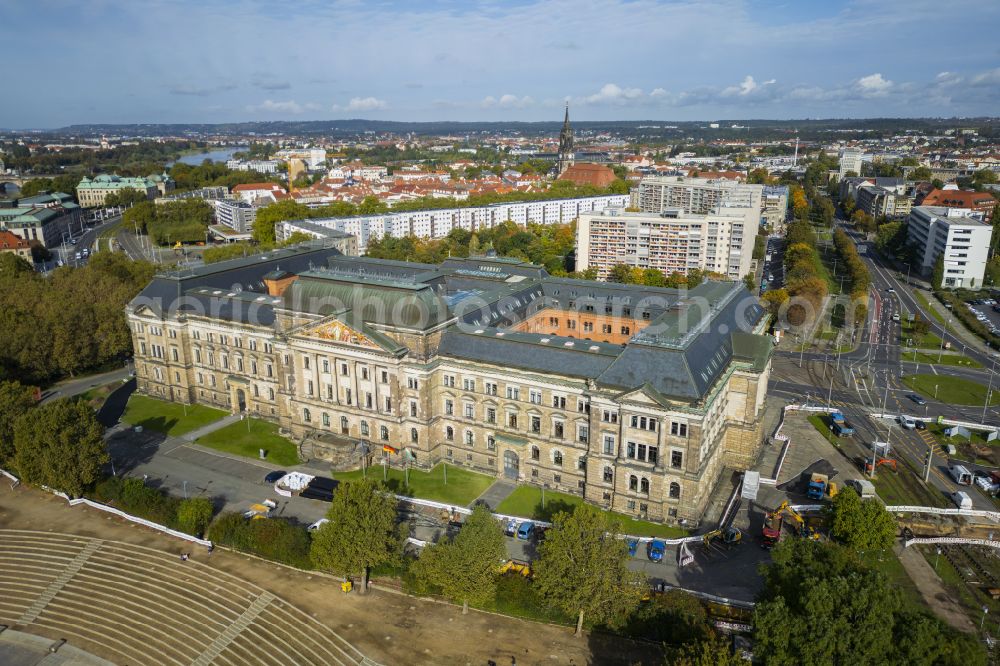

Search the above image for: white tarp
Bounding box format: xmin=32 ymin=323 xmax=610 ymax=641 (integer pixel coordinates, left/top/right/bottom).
xmin=741 ymin=471 xmax=760 ymax=501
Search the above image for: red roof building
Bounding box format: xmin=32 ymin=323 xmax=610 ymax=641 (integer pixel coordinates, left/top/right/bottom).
xmin=557 ymin=163 xmax=617 ymax=188
xmin=918 ymin=188 xmax=996 ymax=222
xmin=0 ymin=230 xmax=32 ymax=259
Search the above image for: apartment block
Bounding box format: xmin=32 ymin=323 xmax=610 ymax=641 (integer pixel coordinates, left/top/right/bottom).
xmin=908 ymin=206 xmax=993 ymax=289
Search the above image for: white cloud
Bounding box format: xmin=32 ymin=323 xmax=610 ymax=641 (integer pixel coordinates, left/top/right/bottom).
xmin=856 ymin=73 xmax=893 ymax=96
xmin=971 ymin=68 xmax=1000 ymax=86
xmin=721 ymin=75 xmax=777 ymax=97
xmin=333 ymin=96 xmax=388 ymax=112
xmin=650 ymin=88 xmax=667 ymax=98
xmin=246 ymin=99 xmax=319 ymax=114
xmin=579 ymin=83 xmax=645 ymax=105
xmin=481 ymin=94 xmax=534 ymax=109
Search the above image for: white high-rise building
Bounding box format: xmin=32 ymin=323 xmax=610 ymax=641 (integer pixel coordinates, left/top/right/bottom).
xmin=908 ymin=206 xmax=993 ymax=289
xmin=576 ymin=206 xmax=758 ymax=280
xmin=838 ymin=148 xmax=864 ymax=178
xmin=634 ymin=176 xmax=763 ymax=216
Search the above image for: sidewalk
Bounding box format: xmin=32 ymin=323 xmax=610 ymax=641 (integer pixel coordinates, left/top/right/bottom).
xmin=469 ymin=480 xmax=516 ymax=510
xmin=181 ymin=413 xmax=243 ymax=442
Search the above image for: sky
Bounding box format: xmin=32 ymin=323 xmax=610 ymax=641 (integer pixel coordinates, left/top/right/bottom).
xmin=3 ymin=0 xmax=1000 ymax=128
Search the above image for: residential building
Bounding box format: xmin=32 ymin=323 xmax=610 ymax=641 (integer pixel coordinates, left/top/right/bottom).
xmin=231 ymin=183 xmax=287 ymax=205
xmin=761 ymin=185 xmax=789 ymax=231
xmin=76 ymin=174 xmax=158 ymax=207
xmin=155 ymin=186 xmax=229 ymax=205
xmin=576 ymin=207 xmax=758 ymax=280
xmin=127 ymin=242 xmax=772 ymax=524
xmin=0 ymin=230 xmax=32 ymax=259
xmin=633 ymin=176 xmax=763 ymax=216
xmin=917 ymin=187 xmax=995 ymax=223
xmin=856 ymin=184 xmax=912 ymax=220
xmin=275 ymin=194 xmax=629 ymax=250
xmin=226 ymin=160 xmax=281 ymax=175
xmin=907 ymin=206 xmax=993 ymax=289
xmin=838 ymin=148 xmax=863 ymax=178
xmin=0 ymin=192 xmax=83 ymax=248
xmin=214 ymin=199 xmax=258 ymax=234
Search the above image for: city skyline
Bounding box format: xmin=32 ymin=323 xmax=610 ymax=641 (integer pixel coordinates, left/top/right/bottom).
xmin=3 ymin=0 xmax=1000 ymax=128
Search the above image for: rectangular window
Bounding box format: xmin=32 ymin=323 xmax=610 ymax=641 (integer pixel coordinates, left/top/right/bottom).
xmin=529 ymin=389 xmax=542 ymax=404
xmin=671 ymin=450 xmax=683 ymax=469
xmin=567 ymin=320 xmax=577 ymax=330
xmin=602 ymin=410 xmax=618 ymax=424
xmin=487 ymin=436 xmax=496 ymax=451
xmin=385 ymin=397 xmax=392 ymax=413
xmin=407 ymin=377 xmax=419 ymax=390
xmin=552 ymin=395 xmax=566 ymax=409
xmin=445 ymin=400 xmax=454 ymax=416
xmin=508 ymin=413 xmax=518 ymax=428
xmin=486 ymin=408 xmax=496 ymax=424
xmin=307 ymin=380 xmax=314 ymax=396
xmin=485 ymin=382 xmax=497 ymax=396
xmin=410 ymin=401 xmax=417 ymax=417
xmin=578 ymin=425 xmax=589 ymax=443
xmin=327 ymin=384 xmax=334 ymax=399
xmin=531 ymin=416 xmax=541 ymax=434
xmin=583 ymin=322 xmax=593 ymax=333
xmin=345 ymin=388 xmax=352 ymax=405
xmin=322 ymin=359 xmax=330 ymax=373
xmin=627 ymin=441 xmax=636 ymax=458
xmin=602 ymin=324 xmax=612 ymax=334
xmin=463 ymin=378 xmax=475 ymax=391
xmin=465 ymin=403 xmax=474 ymax=419
xmin=361 ymin=367 xmax=369 ymax=381
xmin=443 ymin=375 xmax=455 ymax=388
xmin=303 ymin=356 xmax=310 ymax=370
xmin=554 ymin=421 xmax=564 ymax=438
xmin=603 ymin=435 xmax=615 ymax=455
xmin=341 ymin=363 xmax=349 ymax=376
xmin=381 ymin=370 xmax=389 ymax=384
xmin=506 ymin=386 xmax=520 ymax=400
xmin=671 ymin=422 xmax=688 ymax=437
xmin=621 ymin=326 xmax=630 ymax=335
xmin=648 ymin=446 xmax=658 ymax=465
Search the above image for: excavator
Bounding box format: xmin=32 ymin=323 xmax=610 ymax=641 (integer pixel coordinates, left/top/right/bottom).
xmin=761 ymin=501 xmax=820 ymax=547
xmin=857 ymin=455 xmax=898 ymax=476
xmin=702 ymin=526 xmax=742 ymax=550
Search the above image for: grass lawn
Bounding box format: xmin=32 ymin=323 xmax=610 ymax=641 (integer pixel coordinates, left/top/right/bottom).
xmin=899 ymin=322 xmax=943 ymax=349
xmin=902 ymin=350 xmax=982 ymax=368
xmin=926 ymin=422 xmax=996 ymax=466
xmin=332 ymin=463 xmax=494 ymax=506
xmin=873 ymin=552 xmax=925 ymax=610
xmin=495 ymin=485 xmax=689 ymax=538
xmin=914 ymin=290 xmax=948 ymax=327
xmin=121 ymin=395 xmax=227 ymax=436
xmin=902 ymin=374 xmax=1000 ymax=407
xmin=75 ymin=381 xmax=124 ymax=411
xmin=196 ymin=417 xmax=300 ymax=467
xmin=807 ymin=414 xmax=841 ymax=447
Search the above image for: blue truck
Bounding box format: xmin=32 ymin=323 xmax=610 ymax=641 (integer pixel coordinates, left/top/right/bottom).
xmin=829 ymin=411 xmax=854 ymax=437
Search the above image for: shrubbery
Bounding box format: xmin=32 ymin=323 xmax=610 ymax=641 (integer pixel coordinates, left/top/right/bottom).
xmin=91 ymin=476 xmax=215 ymax=537
xmin=207 ymin=513 xmax=312 ymax=569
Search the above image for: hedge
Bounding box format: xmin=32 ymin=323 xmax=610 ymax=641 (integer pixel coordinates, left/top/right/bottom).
xmin=207 ymin=512 xmax=313 ymax=569
xmin=90 ymin=477 xmax=215 ymax=538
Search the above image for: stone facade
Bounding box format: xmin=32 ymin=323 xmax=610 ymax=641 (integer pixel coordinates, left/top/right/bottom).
xmin=128 ymin=244 xmax=773 ymax=526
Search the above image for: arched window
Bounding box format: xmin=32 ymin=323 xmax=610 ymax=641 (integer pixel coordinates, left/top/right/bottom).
xmin=669 ymin=482 xmax=681 ymax=499
xmin=531 ymin=446 xmax=540 ymax=461
xmin=603 ymin=466 xmax=613 ymax=483
xmin=629 ymin=475 xmax=638 ymax=491
xmin=640 ymin=477 xmax=650 ymax=494
xmin=553 ymin=450 xmax=563 ymax=466
xmin=445 ymin=426 xmax=454 ymax=441
xmin=411 ymin=428 xmax=418 ymax=443
xmin=465 ymin=430 xmax=474 ymax=446
xmin=303 ymin=408 xmax=311 ymax=423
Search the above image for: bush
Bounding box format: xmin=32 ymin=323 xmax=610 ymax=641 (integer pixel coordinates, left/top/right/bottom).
xmin=175 ymin=497 xmax=214 ymax=537
xmin=207 ymin=513 xmax=313 ymax=569
xmin=88 ymin=476 xmax=216 ymax=537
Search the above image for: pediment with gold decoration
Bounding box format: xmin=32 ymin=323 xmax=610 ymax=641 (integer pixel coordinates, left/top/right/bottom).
xmin=302 ymin=319 xmax=382 ymax=350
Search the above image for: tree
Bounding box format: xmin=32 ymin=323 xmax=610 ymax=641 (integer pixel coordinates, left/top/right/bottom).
xmin=411 ymin=504 xmax=506 ymax=613
xmin=123 ymin=201 xmax=156 ymax=234
xmin=533 ymin=505 xmax=645 ymax=636
xmin=932 ymin=254 xmax=945 ymax=289
xmin=608 ymin=263 xmax=634 ymax=284
xmin=0 ymin=380 xmax=38 ymax=466
xmin=309 ymin=478 xmax=402 ymax=594
xmin=686 ymin=267 xmax=704 ymax=289
xmin=747 ymin=167 xmax=771 ymax=185
xmin=827 ymin=487 xmax=897 ymax=552
xmin=842 ymin=195 xmax=856 ymax=216
xmin=357 ymin=195 xmax=388 ymax=215
xmin=104 ymin=187 xmax=148 ymax=208
xmin=253 ymin=199 xmax=311 ymax=244
xmin=754 ymin=539 xmax=899 ymax=665
xmin=12 ymin=398 xmax=107 ymax=496
xmin=908 ymin=166 xmax=933 ymax=182
xmin=668 ymin=638 xmax=746 ymax=666
xmin=742 ymin=273 xmax=755 ymax=292
xmin=761 ymin=288 xmax=789 ymax=316
xmin=911 ymin=315 xmax=930 ymax=337
xmin=175 ymin=497 xmax=214 ymax=537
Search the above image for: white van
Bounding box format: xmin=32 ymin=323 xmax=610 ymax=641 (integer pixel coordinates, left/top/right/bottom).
xmin=846 ymin=478 xmax=877 ymax=500
xmin=951 ymin=491 xmax=972 ymax=510
xmin=950 ymin=464 xmax=973 ymax=486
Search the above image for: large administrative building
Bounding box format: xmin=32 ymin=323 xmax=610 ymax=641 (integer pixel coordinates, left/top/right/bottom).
xmin=127 ymin=240 xmax=772 ymax=524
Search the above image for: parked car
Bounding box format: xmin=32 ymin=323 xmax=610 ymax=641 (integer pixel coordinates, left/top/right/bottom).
xmin=907 ymin=394 xmax=927 ymax=406
xmin=628 ymin=539 xmax=639 ymax=557
xmin=263 ymin=470 xmax=286 ymax=484
xmin=914 ymin=420 xmax=927 ymax=430
xmin=516 ymin=521 xmax=534 ymax=540
xmin=647 ymin=540 xmax=667 ymax=563
xmin=505 ymin=519 xmax=517 ymax=537
xmin=899 ymin=415 xmax=916 ymax=429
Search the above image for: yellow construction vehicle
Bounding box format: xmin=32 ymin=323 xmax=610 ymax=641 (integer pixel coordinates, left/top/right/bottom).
xmin=765 ymin=501 xmax=820 ymax=541
xmin=498 ymin=559 xmax=532 ymax=578
xmin=702 ymin=526 xmax=743 ymax=550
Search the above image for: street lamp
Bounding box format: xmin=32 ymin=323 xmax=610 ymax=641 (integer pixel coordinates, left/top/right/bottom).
xmin=982 ymin=606 xmax=989 ymax=631
xmin=935 ymin=547 xmax=941 ymax=571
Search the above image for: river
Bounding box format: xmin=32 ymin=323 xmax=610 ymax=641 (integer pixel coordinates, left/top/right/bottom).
xmin=169 ymin=147 xmax=249 ymax=166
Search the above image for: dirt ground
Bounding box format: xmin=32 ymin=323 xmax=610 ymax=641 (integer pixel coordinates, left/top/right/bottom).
xmin=0 ymin=484 xmax=660 ymax=666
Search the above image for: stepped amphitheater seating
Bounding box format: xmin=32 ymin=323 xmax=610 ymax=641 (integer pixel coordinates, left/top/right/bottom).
xmin=0 ymin=530 xmax=376 ymax=666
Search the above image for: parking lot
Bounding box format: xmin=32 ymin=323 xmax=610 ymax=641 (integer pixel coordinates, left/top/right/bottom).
xmin=760 ymin=236 xmax=785 ymax=293
xmin=964 ymin=297 xmax=1000 ymax=337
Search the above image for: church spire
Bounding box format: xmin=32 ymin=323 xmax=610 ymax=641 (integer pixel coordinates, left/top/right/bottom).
xmin=557 ymin=103 xmax=574 ymax=175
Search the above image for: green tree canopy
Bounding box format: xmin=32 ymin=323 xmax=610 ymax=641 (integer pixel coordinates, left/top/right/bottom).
xmin=827 ymin=487 xmax=897 ymax=552
xmin=309 ymin=478 xmax=403 ymax=593
xmin=533 ymin=505 xmax=645 ymax=635
xmin=105 ymin=187 xmax=149 ymax=208
xmin=12 ymin=398 xmax=107 ymax=496
xmin=412 ymin=504 xmax=507 ymax=613
xmin=0 ymin=380 xmax=38 ymax=466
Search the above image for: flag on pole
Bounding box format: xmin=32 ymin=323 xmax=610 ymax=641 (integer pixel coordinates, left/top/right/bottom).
xmin=382 ymin=444 xmax=399 ymax=455
xmin=677 ymin=540 xmax=695 ymax=567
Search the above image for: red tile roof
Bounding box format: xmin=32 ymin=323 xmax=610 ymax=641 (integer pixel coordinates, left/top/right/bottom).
xmin=557 ymin=163 xmax=617 ymax=188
